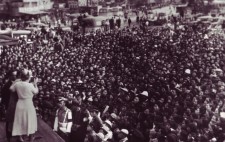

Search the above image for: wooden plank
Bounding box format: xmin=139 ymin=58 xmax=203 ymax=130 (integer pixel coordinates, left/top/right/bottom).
xmin=0 ymin=118 xmax=65 ymax=142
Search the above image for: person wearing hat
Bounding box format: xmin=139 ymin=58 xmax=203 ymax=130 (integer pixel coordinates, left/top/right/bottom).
xmin=89 ymin=111 xmax=113 ymax=142
xmin=95 ymin=132 xmax=105 ymax=142
xmin=66 ymin=93 xmax=79 ymax=109
xmin=98 ymin=120 xmax=113 ymax=141
xmin=54 ymin=97 xmax=72 ymax=142
xmin=118 ymin=129 xmax=129 ymax=142
xmin=54 ymin=37 xmax=64 ymax=53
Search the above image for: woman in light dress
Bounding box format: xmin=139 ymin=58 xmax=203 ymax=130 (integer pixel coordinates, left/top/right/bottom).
xmin=10 ymin=69 xmax=38 ymax=142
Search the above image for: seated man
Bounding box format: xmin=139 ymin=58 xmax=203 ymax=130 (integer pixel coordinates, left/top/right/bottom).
xmin=54 ymin=97 xmax=72 ymax=142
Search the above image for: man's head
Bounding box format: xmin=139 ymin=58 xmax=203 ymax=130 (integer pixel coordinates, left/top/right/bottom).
xmin=133 ymin=97 xmax=139 ymax=104
xmin=67 ymin=93 xmax=73 ymax=99
xmin=118 ymin=129 xmax=129 ymax=140
xmin=57 ymin=97 xmax=67 ymax=108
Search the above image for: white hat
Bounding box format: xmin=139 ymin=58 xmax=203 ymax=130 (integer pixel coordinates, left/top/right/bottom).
xmin=51 ymin=79 xmax=56 ymax=82
xmin=140 ymin=91 xmax=148 ymax=97
xmin=104 ymin=120 xmax=112 ymax=128
xmin=120 ymin=87 xmax=128 ymax=92
xmin=215 ymin=68 xmax=223 ymax=72
xmin=121 ymin=129 xmax=129 ymax=135
xmin=211 ymin=138 xmax=217 ymax=142
xmin=185 ymin=69 xmax=191 ymax=74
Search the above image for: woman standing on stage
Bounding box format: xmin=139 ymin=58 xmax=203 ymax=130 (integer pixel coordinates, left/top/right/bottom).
xmin=10 ymin=69 xmax=38 ymax=142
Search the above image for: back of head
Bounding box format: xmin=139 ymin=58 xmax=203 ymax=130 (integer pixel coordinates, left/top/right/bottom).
xmin=20 ymin=69 xmax=31 ymax=81
xmin=167 ymin=133 xmax=177 ymax=142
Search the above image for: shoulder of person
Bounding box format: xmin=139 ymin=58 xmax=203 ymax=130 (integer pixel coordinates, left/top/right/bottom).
xmin=11 ymin=79 xmax=22 ymax=86
xmin=68 ymin=109 xmax=72 ymax=112
xmin=26 ymin=82 xmax=34 ymax=85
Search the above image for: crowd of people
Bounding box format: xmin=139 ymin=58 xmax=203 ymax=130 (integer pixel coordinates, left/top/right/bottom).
xmin=1 ymin=16 xmax=225 ymax=142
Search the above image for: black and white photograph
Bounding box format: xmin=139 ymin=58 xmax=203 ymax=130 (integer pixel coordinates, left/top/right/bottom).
xmin=1 ymin=0 xmax=225 ymax=142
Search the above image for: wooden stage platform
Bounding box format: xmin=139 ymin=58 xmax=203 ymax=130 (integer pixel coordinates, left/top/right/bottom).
xmin=0 ymin=117 xmax=65 ymax=142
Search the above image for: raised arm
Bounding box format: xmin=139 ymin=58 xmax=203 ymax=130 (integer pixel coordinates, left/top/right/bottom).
xmin=31 ymin=78 xmax=39 ymax=94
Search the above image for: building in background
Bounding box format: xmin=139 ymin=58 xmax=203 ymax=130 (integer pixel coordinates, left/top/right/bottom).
xmin=68 ymin=0 xmax=79 ymax=9
xmin=6 ymin=0 xmax=53 ymax=16
xmin=20 ymin=0 xmax=53 ymax=13
xmin=78 ymin=0 xmax=101 ymax=15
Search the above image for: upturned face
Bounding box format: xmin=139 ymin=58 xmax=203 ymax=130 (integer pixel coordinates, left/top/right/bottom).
xmin=125 ymin=95 xmax=130 ymax=101
xmin=133 ymin=97 xmax=139 ymax=104
xmin=154 ymin=104 xmax=159 ymax=111
xmin=144 ymin=109 xmax=150 ymax=115
xmin=103 ymin=90 xmax=107 ymax=96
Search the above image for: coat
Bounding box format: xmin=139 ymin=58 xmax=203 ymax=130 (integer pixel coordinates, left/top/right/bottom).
xmin=5 ymin=92 xmax=18 ymax=132
xmin=53 ymin=107 xmax=72 ymax=133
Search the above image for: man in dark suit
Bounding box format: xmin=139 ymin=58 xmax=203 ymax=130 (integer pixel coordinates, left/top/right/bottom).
xmin=128 ymin=18 xmax=132 ymax=27
xmin=1 ymin=71 xmax=16 ymax=110
xmin=2 ymin=71 xmax=19 ymax=142
xmin=109 ymin=17 xmax=115 ymax=30
xmin=69 ymin=104 xmax=89 ymax=142
xmin=116 ymin=18 xmax=121 ymax=29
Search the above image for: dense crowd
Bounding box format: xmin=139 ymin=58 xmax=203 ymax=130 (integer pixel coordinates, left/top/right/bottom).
xmin=1 ymin=20 xmax=225 ymax=142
